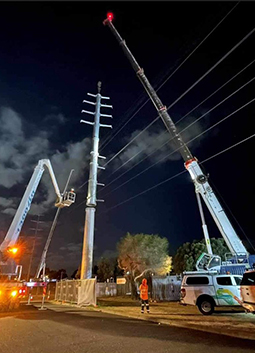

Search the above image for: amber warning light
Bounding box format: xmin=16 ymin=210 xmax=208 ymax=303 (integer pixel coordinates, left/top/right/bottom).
xmin=7 ymin=247 xmax=18 ymax=255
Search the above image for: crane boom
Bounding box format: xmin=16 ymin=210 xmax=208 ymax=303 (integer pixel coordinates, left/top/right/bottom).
xmin=103 ymin=15 xmax=249 ymax=264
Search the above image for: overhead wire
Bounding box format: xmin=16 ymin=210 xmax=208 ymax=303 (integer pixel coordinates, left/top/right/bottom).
xmin=77 ymin=6 xmax=248 ymax=192
xmin=78 ymin=68 xmax=254 ymax=192
xmin=103 ymin=61 xmax=255 ymax=180
xmin=100 ymin=97 xmax=255 ymax=198
xmin=99 ymin=2 xmax=240 ymax=152
xmin=175 ymin=58 xmax=255 ymax=126
xmin=98 ymin=132 xmax=255 ymax=215
xmin=102 ymin=27 xmax=255 ymax=168
xmin=71 ymin=97 xmax=255 ymax=212
xmin=97 ymin=77 xmax=255 ymax=194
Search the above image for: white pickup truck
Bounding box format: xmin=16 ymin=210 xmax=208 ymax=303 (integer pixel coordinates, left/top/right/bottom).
xmin=180 ymin=271 xmax=242 ymax=315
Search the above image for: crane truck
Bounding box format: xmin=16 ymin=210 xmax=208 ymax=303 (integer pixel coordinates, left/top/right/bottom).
xmin=0 ymin=159 xmax=76 ymax=311
xmin=103 ymin=13 xmax=255 ymax=276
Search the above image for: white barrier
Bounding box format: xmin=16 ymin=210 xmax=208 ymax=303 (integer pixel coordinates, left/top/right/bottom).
xmin=55 ymin=279 xmax=96 ymax=306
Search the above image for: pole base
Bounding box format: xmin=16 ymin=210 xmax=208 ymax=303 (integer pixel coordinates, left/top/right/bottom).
xmin=38 ymin=307 xmax=47 ymax=311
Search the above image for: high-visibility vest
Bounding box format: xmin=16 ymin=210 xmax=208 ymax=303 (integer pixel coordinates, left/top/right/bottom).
xmin=139 ymin=285 xmax=148 ymax=300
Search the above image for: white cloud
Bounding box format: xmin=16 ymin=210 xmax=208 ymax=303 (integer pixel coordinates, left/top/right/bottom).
xmin=1 ymin=208 xmax=16 ymax=216
xmin=0 ymin=107 xmax=50 ymax=188
xmin=60 ymin=242 xmax=82 ymax=252
xmin=111 ymin=112 xmax=208 ymax=170
xmin=0 ymin=197 xmax=14 ymax=208
xmin=29 ymin=137 xmax=91 ymax=215
xmin=44 ymin=113 xmax=67 ymax=124
xmin=0 ymin=106 xmax=91 ymax=217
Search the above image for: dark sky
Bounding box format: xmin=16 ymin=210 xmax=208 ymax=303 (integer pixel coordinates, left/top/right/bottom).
xmin=0 ymin=1 xmax=255 ymax=276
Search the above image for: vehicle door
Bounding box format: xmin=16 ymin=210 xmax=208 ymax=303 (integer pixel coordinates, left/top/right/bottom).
xmin=215 ymin=276 xmax=241 ymax=306
xmin=241 ymin=271 xmax=255 ymax=304
xmin=183 ymin=276 xmax=213 ymax=305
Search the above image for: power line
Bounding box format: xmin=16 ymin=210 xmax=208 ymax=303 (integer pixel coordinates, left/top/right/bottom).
xmin=175 ymin=58 xmax=255 ymax=126
xmin=78 ymin=27 xmax=254 ymax=192
xmin=98 ymin=131 xmax=255 ymax=215
xmin=180 ymin=76 xmax=255 ymax=134
xmin=73 ymin=97 xmax=255 ymax=213
xmin=201 ymin=133 xmax=255 ymax=164
xmin=100 ymin=97 xmax=255 ymax=198
xmin=101 ymin=27 xmax=255 ymax=169
xmin=99 ymin=3 xmax=240 ymax=153
xmin=105 ymin=60 xmax=255 ymax=179
xmin=98 ymin=79 xmax=255 ymax=195
xmin=104 ymin=116 xmax=160 ymax=167
xmin=155 ymin=2 xmax=240 ymax=94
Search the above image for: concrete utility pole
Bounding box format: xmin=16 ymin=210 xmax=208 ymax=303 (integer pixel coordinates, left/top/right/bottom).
xmin=80 ymin=82 xmax=112 ymax=279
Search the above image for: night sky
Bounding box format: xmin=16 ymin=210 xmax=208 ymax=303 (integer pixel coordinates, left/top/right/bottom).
xmin=0 ymin=1 xmax=255 ymax=276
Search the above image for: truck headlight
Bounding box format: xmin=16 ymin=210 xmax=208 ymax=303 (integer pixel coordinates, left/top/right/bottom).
xmin=11 ymin=290 xmax=18 ymax=297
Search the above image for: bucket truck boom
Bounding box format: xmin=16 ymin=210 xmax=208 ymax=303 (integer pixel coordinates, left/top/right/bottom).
xmin=0 ymin=159 xmax=75 ymax=274
xmin=103 ymin=13 xmax=254 ymax=274
xmin=0 ymin=159 xmax=75 ymax=311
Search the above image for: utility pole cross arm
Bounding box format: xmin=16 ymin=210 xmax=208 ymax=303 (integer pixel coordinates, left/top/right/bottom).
xmin=100 ymin=113 xmax=113 ymax=118
xmin=80 ymin=120 xmax=95 ymax=125
xmin=100 ymin=103 xmax=113 ymax=108
xmin=81 ymin=110 xmax=95 ymax=115
xmin=100 ymin=123 xmax=112 ymax=128
xmin=83 ymin=100 xmax=96 ymax=105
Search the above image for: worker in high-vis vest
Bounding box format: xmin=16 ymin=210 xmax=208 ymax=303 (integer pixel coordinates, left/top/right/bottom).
xmin=139 ymin=278 xmax=150 ymax=313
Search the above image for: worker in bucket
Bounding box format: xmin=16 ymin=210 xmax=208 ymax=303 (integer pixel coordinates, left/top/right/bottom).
xmin=139 ymin=278 xmax=150 ymax=314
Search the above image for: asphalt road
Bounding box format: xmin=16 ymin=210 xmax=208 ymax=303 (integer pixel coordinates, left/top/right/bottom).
xmin=0 ymin=304 xmax=254 ymax=353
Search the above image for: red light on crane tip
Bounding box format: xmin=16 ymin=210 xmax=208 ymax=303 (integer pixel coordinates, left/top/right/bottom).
xmin=107 ymin=12 xmax=114 ymax=21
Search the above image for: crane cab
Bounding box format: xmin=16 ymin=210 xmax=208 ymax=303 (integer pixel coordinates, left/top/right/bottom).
xmin=55 ymin=189 xmax=76 ymax=208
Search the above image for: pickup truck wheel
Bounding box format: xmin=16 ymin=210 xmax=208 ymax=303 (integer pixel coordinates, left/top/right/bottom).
xmin=197 ymin=297 xmax=215 ymax=315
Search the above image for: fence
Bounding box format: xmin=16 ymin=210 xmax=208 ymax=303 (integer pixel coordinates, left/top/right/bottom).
xmin=55 ymin=279 xmax=80 ymax=303
xmin=96 ymin=282 xmax=117 ymax=297
xmin=54 ymin=276 xmax=181 ymax=302
xmin=152 ymin=275 xmax=182 ymax=301
xmin=96 ymin=278 xmax=132 ymax=297
xmin=55 ymin=279 xmax=96 ymax=306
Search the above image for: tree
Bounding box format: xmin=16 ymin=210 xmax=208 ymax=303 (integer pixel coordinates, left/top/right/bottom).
xmin=45 ymin=267 xmax=68 ymax=280
xmin=173 ymin=238 xmax=229 ymax=274
xmin=97 ymin=257 xmax=114 ymax=282
xmin=71 ymin=269 xmax=78 ymax=279
xmin=117 ymin=233 xmax=172 ymax=298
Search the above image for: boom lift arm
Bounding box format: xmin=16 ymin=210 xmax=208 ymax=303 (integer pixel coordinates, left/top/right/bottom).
xmin=103 ymin=14 xmax=250 ymax=271
xmin=0 ymin=159 xmax=75 ymax=255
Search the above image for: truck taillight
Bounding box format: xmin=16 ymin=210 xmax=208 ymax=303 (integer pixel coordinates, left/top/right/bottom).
xmin=180 ymin=288 xmax=186 ymax=298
